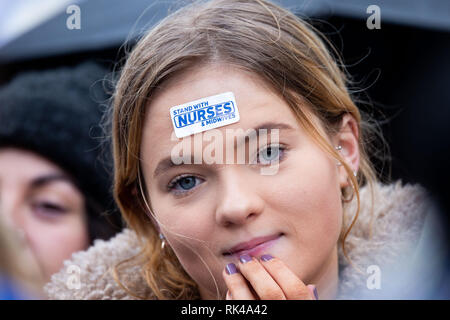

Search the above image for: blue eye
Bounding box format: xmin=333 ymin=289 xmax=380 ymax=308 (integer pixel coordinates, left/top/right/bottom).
xmin=257 ymin=144 xmax=286 ymax=165
xmin=167 ymin=175 xmax=203 ymax=195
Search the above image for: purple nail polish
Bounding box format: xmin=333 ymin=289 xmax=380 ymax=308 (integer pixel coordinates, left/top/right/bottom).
xmin=260 ymin=254 xmax=273 ymax=262
xmin=313 ymin=287 xmax=319 ymax=300
xmin=225 ymin=263 xmax=237 ymax=275
xmin=239 ymin=254 xmax=252 ymax=264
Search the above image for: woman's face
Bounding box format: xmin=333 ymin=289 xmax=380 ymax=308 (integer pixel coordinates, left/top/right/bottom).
xmin=0 ymin=148 xmax=89 ymax=281
xmin=140 ymin=64 xmax=357 ymax=298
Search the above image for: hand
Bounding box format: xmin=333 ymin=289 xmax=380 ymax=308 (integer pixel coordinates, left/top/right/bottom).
xmin=0 ymin=215 xmax=46 ymax=297
xmin=222 ymin=254 xmax=318 ymax=300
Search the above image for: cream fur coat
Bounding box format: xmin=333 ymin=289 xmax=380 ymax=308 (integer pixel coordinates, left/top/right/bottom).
xmin=44 ymin=181 xmax=438 ymax=299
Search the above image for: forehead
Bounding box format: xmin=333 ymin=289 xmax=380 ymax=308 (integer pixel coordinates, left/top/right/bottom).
xmin=0 ymin=148 xmax=63 ymax=176
xmin=0 ymin=148 xmax=77 ymax=192
xmin=141 ymin=64 xmax=301 ymax=162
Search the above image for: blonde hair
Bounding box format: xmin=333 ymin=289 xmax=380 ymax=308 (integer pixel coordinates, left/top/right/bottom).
xmin=110 ymin=0 xmax=386 ymax=299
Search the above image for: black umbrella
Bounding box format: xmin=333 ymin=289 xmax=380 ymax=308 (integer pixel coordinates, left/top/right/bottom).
xmin=1 ymin=0 xmax=449 ymax=63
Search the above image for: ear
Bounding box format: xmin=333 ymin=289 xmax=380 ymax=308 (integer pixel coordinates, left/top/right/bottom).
xmin=333 ymin=114 xmax=360 ymax=188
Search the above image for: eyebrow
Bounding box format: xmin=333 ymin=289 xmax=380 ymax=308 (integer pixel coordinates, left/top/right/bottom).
xmin=30 ymin=174 xmax=73 ymax=189
xmin=152 ymin=121 xmax=294 ymax=178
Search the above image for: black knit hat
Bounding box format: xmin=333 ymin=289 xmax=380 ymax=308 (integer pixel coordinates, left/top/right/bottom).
xmin=0 ymin=62 xmax=122 ymax=242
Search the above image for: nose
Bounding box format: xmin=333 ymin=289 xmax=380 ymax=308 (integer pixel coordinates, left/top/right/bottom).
xmin=215 ymin=167 xmax=265 ymax=227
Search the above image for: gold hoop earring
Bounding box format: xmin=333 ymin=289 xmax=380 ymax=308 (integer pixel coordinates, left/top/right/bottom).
xmin=341 ymin=188 xmax=354 ymax=203
xmin=341 ymin=177 xmax=355 ymax=203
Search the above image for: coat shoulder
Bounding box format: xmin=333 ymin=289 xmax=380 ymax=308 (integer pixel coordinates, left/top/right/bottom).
xmin=337 ymin=180 xmax=431 ymax=298
xmin=44 ymin=228 xmax=151 ymax=300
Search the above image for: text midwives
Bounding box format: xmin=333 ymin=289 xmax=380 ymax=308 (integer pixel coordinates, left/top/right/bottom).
xmin=172 ymin=101 xmax=236 ymax=128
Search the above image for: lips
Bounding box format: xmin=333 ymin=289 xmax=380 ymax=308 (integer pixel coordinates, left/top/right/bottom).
xmin=223 ymin=233 xmax=282 ymax=257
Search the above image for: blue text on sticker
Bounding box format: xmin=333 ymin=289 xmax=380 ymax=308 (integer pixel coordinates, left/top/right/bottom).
xmin=169 ymin=92 xmax=240 ymax=138
xmin=173 ymin=101 xmax=235 ymax=128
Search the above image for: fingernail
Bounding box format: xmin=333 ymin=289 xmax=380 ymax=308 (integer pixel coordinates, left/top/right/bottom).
xmin=313 ymin=286 xmax=319 ymax=300
xmin=260 ymin=254 xmax=273 ymax=262
xmin=225 ymin=263 xmax=237 ymax=275
xmin=239 ymin=254 xmax=252 ymax=264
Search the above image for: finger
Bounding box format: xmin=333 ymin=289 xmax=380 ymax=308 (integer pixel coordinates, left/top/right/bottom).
xmin=226 ymin=290 xmax=232 ymax=300
xmin=259 ymin=254 xmax=313 ymax=300
xmin=222 ymin=263 xmax=256 ymax=300
xmin=306 ymin=284 xmax=319 ymax=300
xmin=237 ymin=254 xmax=286 ymax=300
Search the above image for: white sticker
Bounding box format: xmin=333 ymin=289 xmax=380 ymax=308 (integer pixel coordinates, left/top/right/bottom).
xmin=170 ymin=92 xmax=240 ymax=138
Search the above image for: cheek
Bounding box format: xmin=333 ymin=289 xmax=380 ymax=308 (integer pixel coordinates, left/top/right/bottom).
xmin=265 ymin=147 xmax=342 ymax=275
xmin=152 ymin=200 xmax=222 ymax=294
xmin=24 ymin=211 xmax=89 ymax=278
xmin=294 ymin=160 xmax=341 ymax=236
xmin=153 ymin=199 xmax=214 ymax=241
xmin=271 ymin=147 xmax=342 ymax=227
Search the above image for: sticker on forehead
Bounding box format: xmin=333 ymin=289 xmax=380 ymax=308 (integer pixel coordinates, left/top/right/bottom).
xmin=170 ymin=91 xmax=240 ymax=138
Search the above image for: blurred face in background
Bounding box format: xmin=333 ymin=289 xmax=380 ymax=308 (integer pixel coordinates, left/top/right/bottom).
xmin=0 ymin=148 xmax=89 ymax=281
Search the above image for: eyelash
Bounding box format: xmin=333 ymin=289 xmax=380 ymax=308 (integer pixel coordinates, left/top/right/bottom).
xmin=166 ymin=144 xmax=287 ymax=196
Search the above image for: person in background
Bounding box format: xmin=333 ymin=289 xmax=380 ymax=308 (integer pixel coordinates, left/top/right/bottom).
xmin=0 ymin=62 xmax=123 ymax=298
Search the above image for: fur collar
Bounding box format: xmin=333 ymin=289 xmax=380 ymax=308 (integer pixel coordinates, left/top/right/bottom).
xmin=44 ymin=181 xmax=429 ymax=299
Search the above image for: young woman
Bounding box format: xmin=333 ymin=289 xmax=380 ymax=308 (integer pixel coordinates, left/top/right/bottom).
xmin=0 ymin=63 xmax=123 ymax=298
xmin=45 ymin=0 xmax=431 ymax=300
